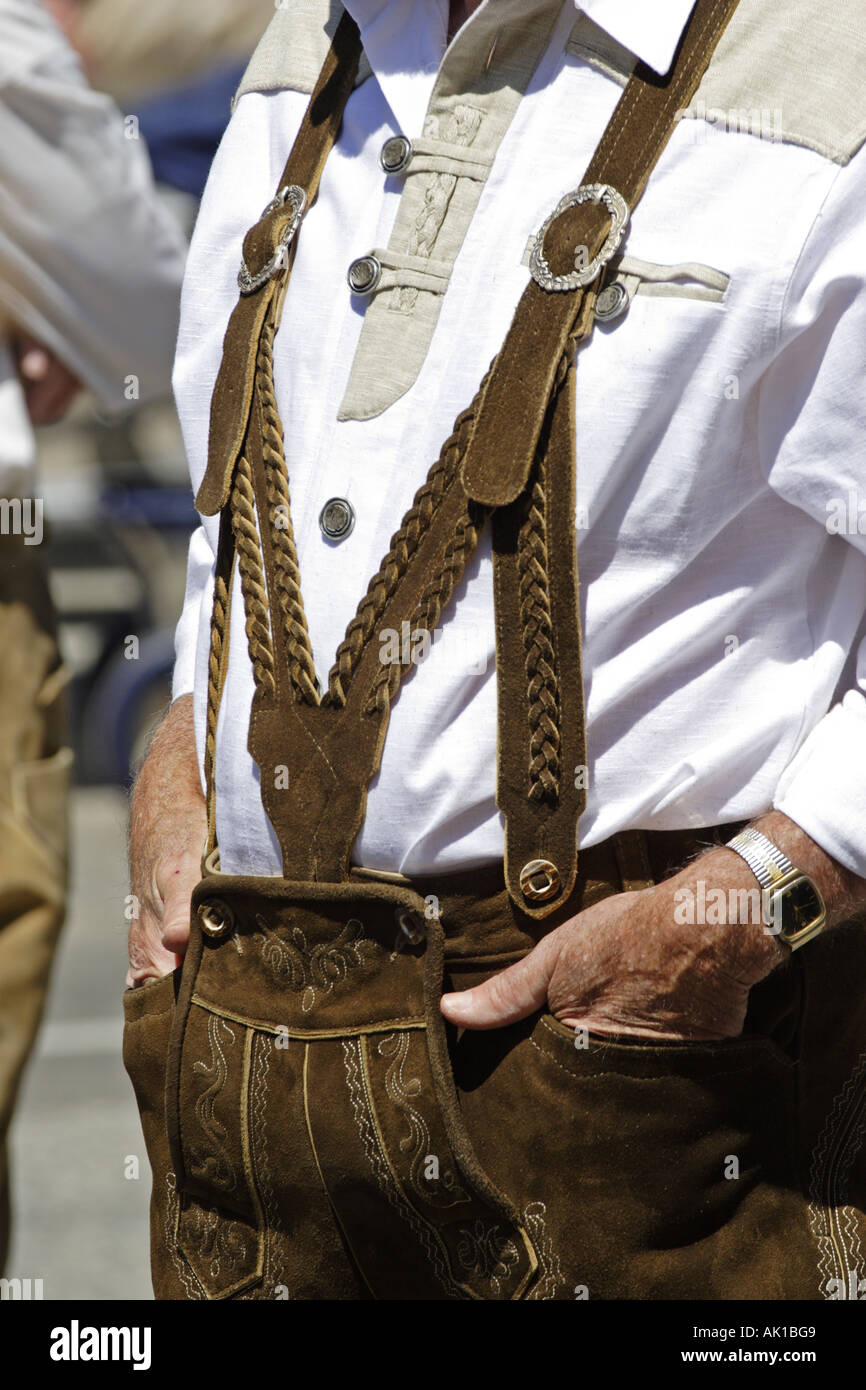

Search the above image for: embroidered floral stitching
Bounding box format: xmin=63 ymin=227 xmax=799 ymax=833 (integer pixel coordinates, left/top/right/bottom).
xmin=255 ymin=915 xmax=374 ymax=1013
xmin=341 ymin=1036 xmax=462 ymax=1297
xmin=454 ymin=1217 xmax=521 ymax=1296
xmin=164 ymin=1172 xmax=204 ymax=1299
xmin=180 ymin=1202 xmax=249 ymax=1285
xmin=378 ymin=1030 xmax=469 ymax=1208
xmin=190 ymin=1013 xmax=237 ymax=1192
xmin=248 ymin=1032 xmax=291 ymax=1298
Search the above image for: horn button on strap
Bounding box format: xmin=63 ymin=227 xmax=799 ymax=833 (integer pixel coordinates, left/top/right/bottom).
xmin=519 ymin=859 xmax=562 ymax=904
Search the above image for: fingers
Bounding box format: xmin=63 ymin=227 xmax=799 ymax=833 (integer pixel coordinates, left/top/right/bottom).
xmin=127 ymin=702 xmax=207 ymax=988
xmin=127 ymin=846 xmax=202 ymax=987
xmin=160 ymin=911 xmax=191 ymax=956
xmin=18 ymin=342 xmax=51 ymax=382
xmin=159 ymin=878 xmax=195 ymax=956
xmin=23 ymin=369 xmax=81 ymax=424
xmin=440 ymin=933 xmax=560 ymax=1030
xmin=155 ymin=847 xmax=202 ymax=955
xmin=125 ymin=921 xmax=179 ymax=989
xmin=15 ymin=335 xmax=82 ymax=423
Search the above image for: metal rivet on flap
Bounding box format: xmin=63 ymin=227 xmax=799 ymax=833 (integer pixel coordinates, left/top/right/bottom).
xmin=198 ymin=898 xmax=235 ymax=940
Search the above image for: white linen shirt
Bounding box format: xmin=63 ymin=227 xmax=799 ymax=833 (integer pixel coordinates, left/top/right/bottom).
xmin=172 ymin=0 xmax=866 ymax=880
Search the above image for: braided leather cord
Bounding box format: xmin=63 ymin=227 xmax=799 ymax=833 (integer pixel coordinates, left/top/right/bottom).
xmin=257 ymin=317 xmax=320 ymax=705
xmin=325 ymin=362 xmax=495 ymax=708
xmin=515 ymin=341 xmax=579 ymax=805
xmin=230 ymin=453 xmax=276 ymax=698
xmin=364 ymin=500 xmax=484 ymax=715
xmin=204 ymin=561 xmax=230 ymax=805
xmin=518 ymin=463 xmax=561 ymax=804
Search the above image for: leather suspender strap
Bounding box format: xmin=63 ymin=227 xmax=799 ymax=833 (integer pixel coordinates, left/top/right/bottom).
xmin=491 ymin=342 xmax=587 ymax=915
xmin=460 ymin=0 xmax=741 ymax=510
xmin=196 ymin=10 xmax=362 ymax=518
xmin=478 ymin=0 xmax=742 ymax=916
xmin=195 ymin=12 xmax=362 ymax=859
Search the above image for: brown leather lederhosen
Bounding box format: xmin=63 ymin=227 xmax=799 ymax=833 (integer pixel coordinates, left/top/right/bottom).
xmin=124 ymin=1 xmax=866 ymax=1300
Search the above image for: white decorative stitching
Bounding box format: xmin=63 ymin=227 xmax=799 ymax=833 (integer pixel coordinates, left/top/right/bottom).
xmin=378 ymin=1030 xmax=469 ymax=1208
xmin=808 ymin=1048 xmax=866 ymax=1299
xmin=523 ymin=1200 xmax=566 ymax=1300
xmin=163 ymin=1172 xmax=204 ymax=1300
xmin=341 ymin=1036 xmax=462 ymax=1297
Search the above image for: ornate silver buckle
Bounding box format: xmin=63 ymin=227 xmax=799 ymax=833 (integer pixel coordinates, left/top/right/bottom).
xmin=237 ymin=184 xmax=307 ymax=295
xmin=529 ymin=183 xmax=629 ymax=293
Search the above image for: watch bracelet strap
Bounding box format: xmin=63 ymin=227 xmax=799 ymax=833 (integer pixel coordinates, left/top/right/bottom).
xmin=725 ymin=827 xmax=796 ymax=890
xmin=725 ymin=826 xmax=829 ymax=951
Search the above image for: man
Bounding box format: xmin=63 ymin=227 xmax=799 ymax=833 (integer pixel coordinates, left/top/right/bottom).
xmin=127 ymin=0 xmax=866 ymax=1300
xmin=0 ymin=0 xmax=186 ymax=1271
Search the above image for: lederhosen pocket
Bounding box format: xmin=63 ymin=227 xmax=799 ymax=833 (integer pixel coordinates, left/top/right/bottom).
xmin=452 ymin=964 xmax=820 ymax=1301
xmin=161 ymin=876 xmax=539 ymax=1300
xmin=527 ymin=1018 xmax=807 ymax=1299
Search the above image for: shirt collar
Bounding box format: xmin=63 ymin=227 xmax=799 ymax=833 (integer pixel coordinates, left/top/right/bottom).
xmin=340 ymin=0 xmax=698 ymax=135
xmin=575 ymin=0 xmax=698 ymax=76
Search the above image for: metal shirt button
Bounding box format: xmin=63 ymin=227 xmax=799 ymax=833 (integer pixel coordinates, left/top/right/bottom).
xmin=380 ymin=134 xmax=412 ymax=175
xmin=319 ymin=497 xmax=355 ymax=541
xmin=594 ymin=280 xmax=630 ymax=322
xmin=347 ymin=254 xmax=382 ymax=295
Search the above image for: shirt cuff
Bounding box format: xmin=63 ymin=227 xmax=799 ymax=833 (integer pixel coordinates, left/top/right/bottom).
xmin=172 ymin=524 xmax=213 ymax=702
xmin=773 ymin=691 xmax=866 ymax=880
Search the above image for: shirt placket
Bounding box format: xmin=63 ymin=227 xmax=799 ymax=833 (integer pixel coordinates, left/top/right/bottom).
xmin=338 ymin=0 xmax=568 ymax=423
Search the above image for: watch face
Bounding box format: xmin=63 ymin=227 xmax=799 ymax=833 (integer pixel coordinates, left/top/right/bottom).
xmin=777 ymin=878 xmax=823 ymax=939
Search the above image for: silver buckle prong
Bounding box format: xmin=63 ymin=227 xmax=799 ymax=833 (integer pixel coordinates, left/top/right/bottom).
xmin=237 ymin=184 xmax=308 ymax=296
xmin=529 ymin=183 xmax=629 ymax=293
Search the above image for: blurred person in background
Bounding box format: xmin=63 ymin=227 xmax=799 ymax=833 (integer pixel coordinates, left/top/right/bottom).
xmin=42 ymin=0 xmax=277 ymax=211
xmin=0 ymin=0 xmax=186 ymax=1271
xmin=74 ymin=0 xmax=277 ymax=107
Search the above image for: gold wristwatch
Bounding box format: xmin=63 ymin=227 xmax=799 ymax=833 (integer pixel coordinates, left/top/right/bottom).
xmin=725 ymin=827 xmax=826 ymax=950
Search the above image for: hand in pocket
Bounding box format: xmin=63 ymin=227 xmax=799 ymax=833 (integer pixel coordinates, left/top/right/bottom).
xmin=441 ymin=846 xmax=787 ymax=1042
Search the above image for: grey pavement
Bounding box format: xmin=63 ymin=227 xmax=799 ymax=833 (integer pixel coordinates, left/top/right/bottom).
xmin=6 ymin=787 xmax=153 ymax=1301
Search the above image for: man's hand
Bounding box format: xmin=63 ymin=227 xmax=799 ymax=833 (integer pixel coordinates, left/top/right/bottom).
xmin=441 ymin=811 xmax=866 ymax=1040
xmin=127 ymin=694 xmax=207 ymax=989
xmin=13 ymin=334 xmax=82 ymax=424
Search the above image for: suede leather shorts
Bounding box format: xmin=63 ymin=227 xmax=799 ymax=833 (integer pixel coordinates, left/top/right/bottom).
xmin=123 ymin=858 xmax=866 ymax=1301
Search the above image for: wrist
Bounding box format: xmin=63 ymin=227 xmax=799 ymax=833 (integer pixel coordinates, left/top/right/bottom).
xmin=751 ymin=810 xmax=865 ymax=928
xmin=666 ymin=849 xmax=787 ymax=982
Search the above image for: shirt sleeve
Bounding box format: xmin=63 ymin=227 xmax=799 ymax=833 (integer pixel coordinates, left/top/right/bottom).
xmin=172 ymin=524 xmax=213 ymax=702
xmin=760 ymin=144 xmax=866 ymax=877
xmin=0 ymin=0 xmax=187 ymax=410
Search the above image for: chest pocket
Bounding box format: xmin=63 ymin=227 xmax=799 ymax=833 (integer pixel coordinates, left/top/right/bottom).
xmin=521 ymin=240 xmax=730 ymax=322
